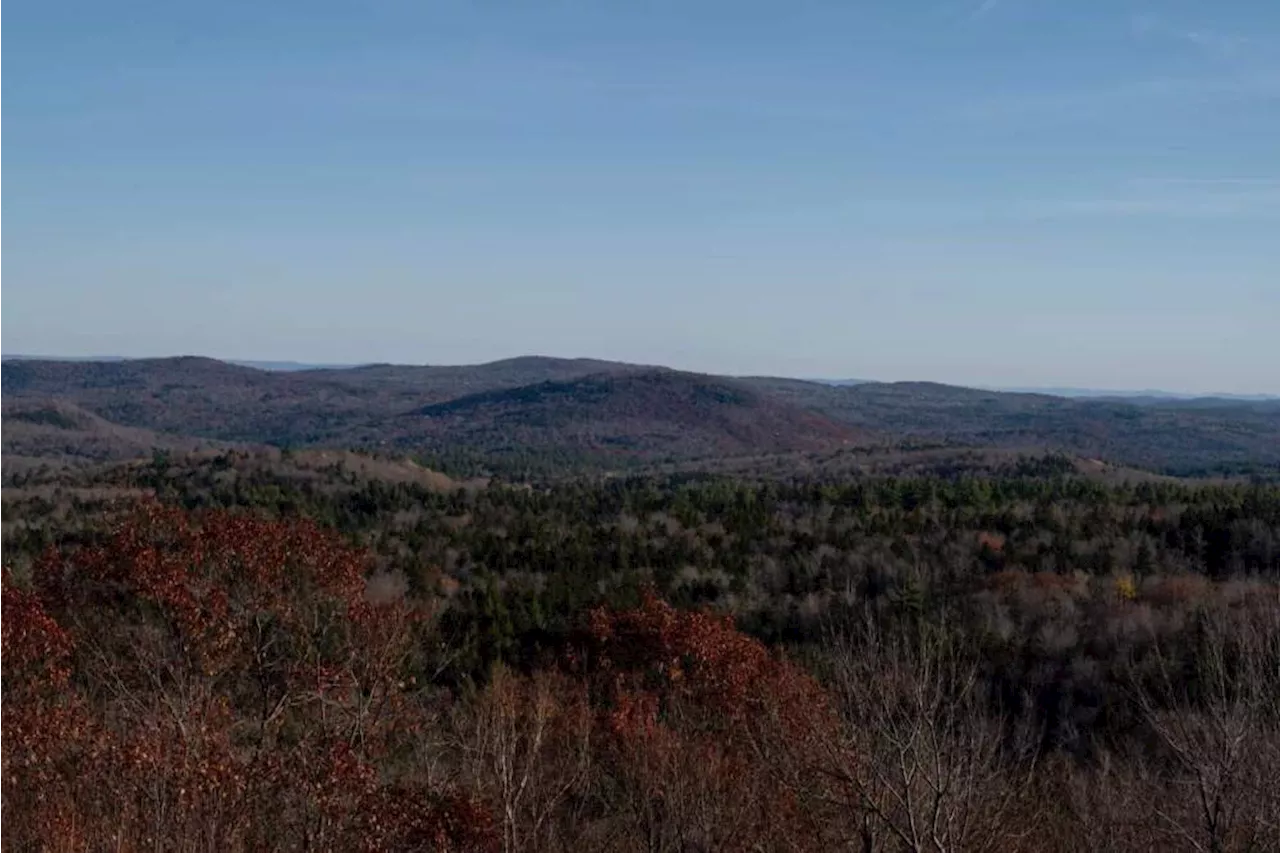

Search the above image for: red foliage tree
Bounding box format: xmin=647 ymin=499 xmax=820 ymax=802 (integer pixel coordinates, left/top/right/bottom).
xmin=2 ymin=503 xmax=496 ymax=852
xmin=575 ymin=591 xmax=848 ymax=851
xmin=2 ymin=571 xmax=100 ymax=847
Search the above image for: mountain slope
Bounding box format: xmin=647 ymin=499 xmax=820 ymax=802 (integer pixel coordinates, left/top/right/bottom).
xmin=738 ymin=377 xmax=1280 ymax=475
xmin=1 ymin=398 xmax=236 ymax=471
xmin=1 ymin=355 xmax=645 ymax=445
xmin=387 ymin=370 xmax=864 ymax=459
xmin=5 ymin=356 xmax=1279 ymax=476
xmin=304 ymin=355 xmax=648 ymax=397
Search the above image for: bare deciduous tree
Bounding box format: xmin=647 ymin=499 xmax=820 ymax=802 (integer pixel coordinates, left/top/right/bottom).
xmin=1133 ymin=604 xmax=1280 ymax=853
xmin=823 ymin=617 xmax=1040 ymax=853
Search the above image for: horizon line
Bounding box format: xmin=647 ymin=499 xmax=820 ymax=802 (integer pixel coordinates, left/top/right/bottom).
xmin=4 ymin=352 xmax=1277 ymax=401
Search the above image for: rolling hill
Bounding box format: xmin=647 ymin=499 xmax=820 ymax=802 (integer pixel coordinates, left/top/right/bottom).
xmin=0 ymin=355 xmax=650 ymax=446
xmin=1 ymin=397 xmax=236 ymax=474
xmin=397 ymin=370 xmax=864 ymax=459
xmin=4 ymin=356 xmax=1279 ymax=477
xmin=738 ymin=378 xmax=1280 ymax=475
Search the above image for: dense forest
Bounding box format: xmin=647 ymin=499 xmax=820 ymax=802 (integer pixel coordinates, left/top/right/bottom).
xmin=4 ymin=447 xmax=1279 ymax=850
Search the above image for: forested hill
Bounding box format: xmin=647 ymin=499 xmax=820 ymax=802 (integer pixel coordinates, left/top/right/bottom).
xmin=3 ymin=355 xmax=1279 ymax=477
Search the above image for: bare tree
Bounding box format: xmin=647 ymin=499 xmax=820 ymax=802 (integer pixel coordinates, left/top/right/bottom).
xmin=1133 ymin=603 xmax=1280 ymax=853
xmin=822 ymin=616 xmax=1040 ymax=853
xmin=454 ymin=666 xmax=594 ymax=852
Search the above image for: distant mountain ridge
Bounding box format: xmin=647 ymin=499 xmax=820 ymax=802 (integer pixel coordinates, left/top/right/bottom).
xmin=993 ymin=386 xmax=1280 ymax=402
xmin=2 ymin=354 xmax=357 ymax=372
xmin=809 ymin=376 xmax=1279 ymax=402
xmin=407 ymin=370 xmax=863 ymax=458
xmin=4 ymin=355 xmax=1279 ymax=476
xmin=6 ymin=355 xmax=1275 ymax=401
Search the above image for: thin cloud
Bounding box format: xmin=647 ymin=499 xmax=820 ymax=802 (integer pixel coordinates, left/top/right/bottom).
xmin=1183 ymin=30 xmax=1249 ymax=57
xmin=1131 ymin=14 xmax=1252 ymax=59
xmin=971 ymin=0 xmax=1002 ymax=18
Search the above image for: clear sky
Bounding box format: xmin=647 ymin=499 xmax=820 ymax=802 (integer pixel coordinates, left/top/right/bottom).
xmin=4 ymin=0 xmax=1278 ymax=393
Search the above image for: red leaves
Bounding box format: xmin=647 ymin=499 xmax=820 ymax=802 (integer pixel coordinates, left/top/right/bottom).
xmin=579 ymin=591 xmax=842 ymax=850
xmin=2 ymin=504 xmax=495 ymax=852
xmin=586 ymin=590 xmax=824 ymax=725
xmin=6 ymin=508 xmax=845 ymax=850
xmin=3 ymin=571 xmax=107 ymax=850
xmin=2 ymin=569 xmax=89 ymax=830
xmin=36 ymin=502 xmax=370 ymax=628
xmin=977 ymin=531 xmax=1007 ymax=554
xmin=2 ymin=568 xmax=73 ymax=688
xmin=356 ymin=786 xmax=499 ymax=853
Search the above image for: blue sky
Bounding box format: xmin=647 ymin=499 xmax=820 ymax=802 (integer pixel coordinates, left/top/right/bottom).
xmin=4 ymin=0 xmax=1278 ymax=392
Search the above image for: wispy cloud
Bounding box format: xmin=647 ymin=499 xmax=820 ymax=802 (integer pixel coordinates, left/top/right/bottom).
xmin=1182 ymin=30 xmax=1250 ymax=58
xmin=1131 ymin=14 xmax=1252 ymax=59
xmin=971 ymin=0 xmax=1002 ymax=19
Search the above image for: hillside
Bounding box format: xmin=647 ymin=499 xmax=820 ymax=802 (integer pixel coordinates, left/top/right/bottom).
xmin=391 ymin=370 xmax=864 ymax=460
xmin=741 ymin=377 xmax=1280 ymax=476
xmin=1 ymin=398 xmax=236 ymax=473
xmin=4 ymin=356 xmax=1280 ymax=477
xmin=2 ymin=357 xmax=313 ymax=443
xmin=302 ymin=355 xmax=650 ymax=399
xmin=1 ymin=355 xmax=644 ymax=447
